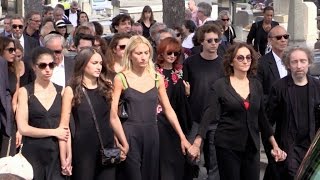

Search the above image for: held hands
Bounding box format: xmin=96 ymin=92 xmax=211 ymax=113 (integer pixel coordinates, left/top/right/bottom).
xmin=115 ymin=136 xmax=129 ymax=161
xmin=180 ymin=138 xmax=192 ymax=155
xmin=61 ymin=156 xmax=72 ymax=176
xmin=271 ymin=146 xmax=287 ymax=162
xmin=55 ymin=126 xmax=69 ymax=141
xmin=187 ymin=143 xmax=201 ymax=162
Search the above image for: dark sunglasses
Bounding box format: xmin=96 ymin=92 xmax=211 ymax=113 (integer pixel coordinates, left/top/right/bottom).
xmin=206 ymin=38 xmax=220 ymax=44
xmin=37 ymin=62 xmax=56 ymax=69
xmin=167 ymin=51 xmax=180 ymax=56
xmin=53 ymin=50 xmax=63 ymax=54
xmin=57 ymin=26 xmax=66 ymax=29
xmin=5 ymin=47 xmax=16 ymax=54
xmin=119 ymin=45 xmax=126 ymax=50
xmin=271 ymin=34 xmax=290 ymax=40
xmin=221 ymin=18 xmax=229 ymax=21
xmin=235 ymin=55 xmax=252 ymax=62
xmin=12 ymin=24 xmax=23 ymax=29
xmin=176 ymin=33 xmax=181 ymax=37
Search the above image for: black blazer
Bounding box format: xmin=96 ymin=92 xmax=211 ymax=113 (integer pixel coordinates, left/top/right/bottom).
xmin=256 ymin=51 xmax=284 ymax=101
xmin=0 ymin=57 xmax=13 ymax=136
xmin=246 ymin=20 xmax=279 ymax=55
xmin=64 ymin=56 xmax=75 ymax=86
xmin=267 ymin=75 xmax=320 ymax=156
xmin=198 ymin=77 xmax=273 ymax=151
xmin=23 ymin=35 xmax=40 ymax=65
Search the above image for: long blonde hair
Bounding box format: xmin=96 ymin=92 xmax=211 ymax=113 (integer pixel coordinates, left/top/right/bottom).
xmin=122 ymin=35 xmax=158 ymax=78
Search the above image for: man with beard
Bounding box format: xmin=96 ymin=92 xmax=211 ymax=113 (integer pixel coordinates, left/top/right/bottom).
xmin=266 ymin=47 xmax=320 ymax=179
xmin=24 ymin=11 xmax=42 ymax=41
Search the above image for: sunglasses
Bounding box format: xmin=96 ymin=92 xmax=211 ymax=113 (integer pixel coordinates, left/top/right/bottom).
xmin=53 ymin=50 xmax=63 ymax=54
xmin=57 ymin=26 xmax=66 ymax=29
xmin=167 ymin=51 xmax=180 ymax=56
xmin=118 ymin=45 xmax=126 ymax=50
xmin=176 ymin=33 xmax=181 ymax=37
xmin=5 ymin=47 xmax=16 ymax=54
xmin=37 ymin=62 xmax=56 ymax=69
xmin=221 ymin=18 xmax=229 ymax=21
xmin=206 ymin=38 xmax=220 ymax=44
xmin=235 ymin=55 xmax=252 ymax=62
xmin=12 ymin=24 xmax=23 ymax=29
xmin=270 ymin=34 xmax=290 ymax=40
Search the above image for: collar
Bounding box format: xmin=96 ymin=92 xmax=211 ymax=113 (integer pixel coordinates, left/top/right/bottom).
xmin=272 ymin=51 xmax=282 ymax=63
xmin=56 ymin=56 xmax=65 ymax=68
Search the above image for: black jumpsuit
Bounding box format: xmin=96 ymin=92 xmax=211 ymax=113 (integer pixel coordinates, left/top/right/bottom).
xmin=117 ymin=74 xmax=159 ymax=180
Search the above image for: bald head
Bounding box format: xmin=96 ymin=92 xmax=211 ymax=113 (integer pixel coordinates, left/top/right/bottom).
xmin=268 ymin=25 xmax=289 ymax=55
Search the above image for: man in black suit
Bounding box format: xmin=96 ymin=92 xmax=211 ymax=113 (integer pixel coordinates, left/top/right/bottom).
xmin=10 ymin=15 xmax=40 ymax=65
xmin=64 ymin=1 xmax=80 ymax=27
xmin=43 ymin=33 xmax=75 ymax=87
xmin=0 ymin=15 xmax=12 ymax=37
xmin=0 ymin=56 xmax=13 ymax=157
xmin=266 ymin=47 xmax=320 ymax=179
xmin=257 ymin=25 xmax=288 ymax=102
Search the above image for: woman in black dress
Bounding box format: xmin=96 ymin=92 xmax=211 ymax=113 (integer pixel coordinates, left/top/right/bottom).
xmin=137 ymin=6 xmax=156 ymax=39
xmin=156 ymin=37 xmax=192 ymax=180
xmin=58 ymin=47 xmax=128 ymax=180
xmin=16 ymin=47 xmax=69 ymax=179
xmin=188 ymin=43 xmax=287 ymax=180
xmin=111 ymin=35 xmax=191 ymax=180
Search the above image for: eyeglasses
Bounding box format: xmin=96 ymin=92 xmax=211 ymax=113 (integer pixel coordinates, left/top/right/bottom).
xmin=118 ymin=45 xmax=126 ymax=50
xmin=12 ymin=24 xmax=23 ymax=29
xmin=206 ymin=38 xmax=220 ymax=44
xmin=53 ymin=50 xmax=63 ymax=54
xmin=37 ymin=62 xmax=56 ymax=69
xmin=5 ymin=47 xmax=16 ymax=54
xmin=166 ymin=51 xmax=180 ymax=56
xmin=221 ymin=18 xmax=229 ymax=21
xmin=235 ymin=55 xmax=252 ymax=62
xmin=176 ymin=33 xmax=181 ymax=37
xmin=270 ymin=34 xmax=290 ymax=40
xmin=57 ymin=26 xmax=66 ymax=29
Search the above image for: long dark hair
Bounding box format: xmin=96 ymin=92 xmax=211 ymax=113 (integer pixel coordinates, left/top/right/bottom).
xmin=139 ymin=5 xmax=154 ymax=22
xmin=69 ymin=47 xmax=113 ymax=106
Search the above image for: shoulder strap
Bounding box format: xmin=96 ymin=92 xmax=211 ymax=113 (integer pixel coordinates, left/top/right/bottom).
xmin=82 ymin=87 xmax=105 ymax=149
xmin=117 ymin=72 xmax=129 ymax=89
xmin=155 ymin=73 xmax=159 ymax=88
xmin=52 ymin=83 xmax=63 ymax=95
xmin=24 ymin=82 xmax=34 ymax=99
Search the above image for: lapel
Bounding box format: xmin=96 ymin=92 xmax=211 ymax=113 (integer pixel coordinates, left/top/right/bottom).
xmin=225 ymin=77 xmax=247 ymax=110
xmin=287 ymin=75 xmax=299 ymax=129
xmin=307 ymin=76 xmax=316 ymax=138
xmin=266 ymin=52 xmax=281 ymax=79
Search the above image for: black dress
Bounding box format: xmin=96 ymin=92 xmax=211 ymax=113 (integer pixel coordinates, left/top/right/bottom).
xmin=156 ymin=66 xmax=192 ymax=180
xmin=117 ymin=74 xmax=159 ymax=180
xmin=22 ymin=82 xmax=65 ymax=180
xmin=71 ymin=86 xmax=115 ymax=180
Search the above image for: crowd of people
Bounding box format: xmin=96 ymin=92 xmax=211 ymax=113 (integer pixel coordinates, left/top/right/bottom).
xmin=0 ymin=1 xmax=319 ymax=180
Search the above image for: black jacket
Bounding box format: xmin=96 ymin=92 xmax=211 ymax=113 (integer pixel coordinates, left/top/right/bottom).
xmin=198 ymin=77 xmax=273 ymax=151
xmin=267 ymin=75 xmax=320 ymax=165
xmin=247 ymin=20 xmax=279 ymax=55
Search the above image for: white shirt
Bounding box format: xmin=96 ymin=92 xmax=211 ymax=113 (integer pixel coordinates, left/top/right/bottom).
xmin=272 ymin=51 xmax=287 ymax=78
xmin=51 ymin=57 xmax=65 ymax=87
xmin=200 ymin=17 xmax=214 ymax=26
xmin=12 ymin=34 xmax=25 ymax=49
xmin=69 ymin=10 xmax=78 ymax=27
xmin=182 ymin=33 xmax=195 ymax=49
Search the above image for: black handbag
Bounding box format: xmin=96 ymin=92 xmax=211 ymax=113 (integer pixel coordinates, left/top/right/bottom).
xmin=118 ymin=95 xmax=128 ymax=122
xmin=82 ymin=87 xmax=121 ymax=166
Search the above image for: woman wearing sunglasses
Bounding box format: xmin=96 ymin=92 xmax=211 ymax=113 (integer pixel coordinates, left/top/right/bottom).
xmin=104 ymin=33 xmax=131 ymax=78
xmin=188 ymin=43 xmax=287 ymax=180
xmin=16 ymin=47 xmax=69 ymax=179
xmin=218 ymin=10 xmax=236 ymax=44
xmin=156 ymin=37 xmax=192 ymax=180
xmin=58 ymin=47 xmax=128 ymax=180
xmin=112 ymin=35 xmax=190 ymax=180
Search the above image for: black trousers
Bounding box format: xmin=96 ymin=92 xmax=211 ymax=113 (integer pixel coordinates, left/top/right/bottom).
xmin=216 ymin=144 xmax=259 ymax=180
